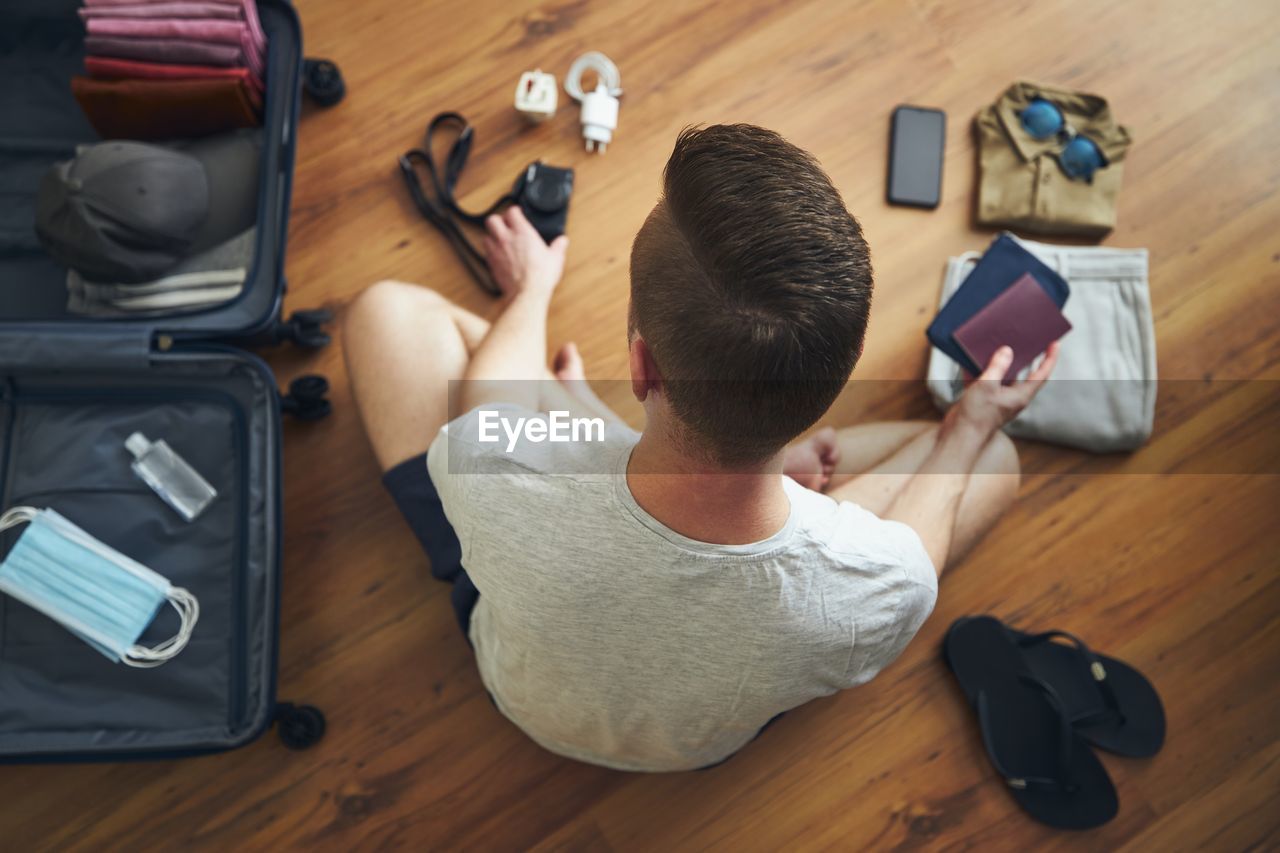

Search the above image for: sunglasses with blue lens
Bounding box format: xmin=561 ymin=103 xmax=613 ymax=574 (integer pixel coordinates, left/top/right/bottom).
xmin=1018 ymin=97 xmax=1106 ymax=182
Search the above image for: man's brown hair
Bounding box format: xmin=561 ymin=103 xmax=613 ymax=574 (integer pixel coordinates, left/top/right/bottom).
xmin=629 ymin=124 xmax=873 ymax=467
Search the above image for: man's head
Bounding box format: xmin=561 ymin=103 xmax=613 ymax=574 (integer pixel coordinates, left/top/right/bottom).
xmin=629 ymin=124 xmax=873 ymax=468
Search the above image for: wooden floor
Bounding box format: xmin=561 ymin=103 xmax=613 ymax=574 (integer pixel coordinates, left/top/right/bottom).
xmin=4 ymin=0 xmax=1279 ymax=849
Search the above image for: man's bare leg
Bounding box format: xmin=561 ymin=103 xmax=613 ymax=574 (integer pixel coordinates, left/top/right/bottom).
xmin=824 ymin=422 xmax=935 ymax=492
xmin=344 ymin=279 xmax=622 ymax=472
xmin=343 ymin=280 xmax=491 ymax=472
xmin=818 ymin=421 xmax=1019 ymax=571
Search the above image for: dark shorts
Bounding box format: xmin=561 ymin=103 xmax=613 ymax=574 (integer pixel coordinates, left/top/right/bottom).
xmin=382 ymin=453 xmax=478 ymax=638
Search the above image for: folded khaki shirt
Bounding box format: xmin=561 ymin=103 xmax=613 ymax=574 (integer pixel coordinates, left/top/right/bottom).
xmin=975 ymin=81 xmax=1131 ymax=238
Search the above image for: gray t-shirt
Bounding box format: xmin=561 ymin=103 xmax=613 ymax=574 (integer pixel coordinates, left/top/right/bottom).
xmin=426 ymin=404 xmax=937 ymax=772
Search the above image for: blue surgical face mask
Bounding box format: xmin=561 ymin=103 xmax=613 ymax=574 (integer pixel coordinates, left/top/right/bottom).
xmin=0 ymin=506 xmax=199 ymax=667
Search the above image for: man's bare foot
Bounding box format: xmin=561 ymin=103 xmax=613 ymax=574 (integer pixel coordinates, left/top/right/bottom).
xmin=550 ymin=342 xmax=622 ymax=424
xmin=783 ymin=426 xmax=841 ymax=491
xmin=553 ymin=341 xmax=585 ymax=381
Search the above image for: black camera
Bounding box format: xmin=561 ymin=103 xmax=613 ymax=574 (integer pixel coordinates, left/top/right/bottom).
xmin=398 ymin=112 xmax=574 ymax=295
xmin=516 ymin=162 xmax=573 ymax=243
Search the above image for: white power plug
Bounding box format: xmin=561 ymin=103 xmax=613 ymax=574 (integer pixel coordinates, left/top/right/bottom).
xmin=564 ymin=52 xmax=622 ymax=154
xmin=578 ymin=82 xmax=619 ymax=153
xmin=514 ymin=69 xmax=557 ymax=123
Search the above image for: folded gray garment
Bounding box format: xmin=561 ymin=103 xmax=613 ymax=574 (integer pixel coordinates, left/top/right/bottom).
xmin=67 ymin=228 xmax=254 ymax=315
xmin=926 ymin=234 xmax=1157 ymax=452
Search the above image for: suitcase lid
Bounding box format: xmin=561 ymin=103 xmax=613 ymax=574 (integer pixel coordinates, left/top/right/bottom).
xmin=0 ymin=346 xmax=285 ymax=760
xmin=0 ymin=0 xmax=302 ymax=367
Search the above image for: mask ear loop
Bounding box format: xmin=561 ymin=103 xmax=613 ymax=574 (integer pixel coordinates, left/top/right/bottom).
xmin=0 ymin=505 xmax=39 ymax=532
xmin=1 ymin=506 xmax=200 ymax=668
xmin=123 ymin=586 xmax=200 ymax=668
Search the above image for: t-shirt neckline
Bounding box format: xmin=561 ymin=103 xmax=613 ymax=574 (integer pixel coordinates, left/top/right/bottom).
xmin=612 ymin=443 xmax=799 ymax=556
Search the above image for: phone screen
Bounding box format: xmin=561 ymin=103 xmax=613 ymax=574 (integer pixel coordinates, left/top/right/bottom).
xmin=888 ymin=106 xmax=946 ymax=208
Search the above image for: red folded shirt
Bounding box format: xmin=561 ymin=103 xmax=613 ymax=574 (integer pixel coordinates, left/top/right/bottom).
xmin=71 ymin=76 xmax=261 ymax=140
xmin=84 ymin=34 xmax=246 ymax=68
xmin=85 ymin=55 xmax=262 ymax=92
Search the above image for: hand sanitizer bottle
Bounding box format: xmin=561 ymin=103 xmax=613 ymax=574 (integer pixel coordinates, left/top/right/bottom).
xmin=125 ymin=432 xmax=218 ymax=522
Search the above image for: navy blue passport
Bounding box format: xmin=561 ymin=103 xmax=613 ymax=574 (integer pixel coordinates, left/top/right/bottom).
xmin=927 ymin=233 xmax=1070 ymax=375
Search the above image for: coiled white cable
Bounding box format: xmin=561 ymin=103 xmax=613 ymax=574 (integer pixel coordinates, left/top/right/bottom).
xmin=0 ymin=505 xmax=39 ymax=531
xmin=563 ymin=51 xmax=623 ymax=101
xmin=124 ymin=586 xmax=200 ymax=668
xmin=564 ymin=51 xmax=623 ymax=153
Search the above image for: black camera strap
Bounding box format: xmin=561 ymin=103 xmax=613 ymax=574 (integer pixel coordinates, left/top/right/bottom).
xmin=398 ymin=112 xmax=520 ymax=296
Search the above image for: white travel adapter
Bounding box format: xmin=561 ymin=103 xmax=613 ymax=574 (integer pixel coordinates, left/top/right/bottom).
xmin=564 ymin=51 xmax=622 ymax=153
xmin=515 ymin=69 xmax=558 ymax=123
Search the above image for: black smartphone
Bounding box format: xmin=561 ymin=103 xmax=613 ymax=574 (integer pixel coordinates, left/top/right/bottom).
xmin=887 ymin=105 xmax=946 ymax=208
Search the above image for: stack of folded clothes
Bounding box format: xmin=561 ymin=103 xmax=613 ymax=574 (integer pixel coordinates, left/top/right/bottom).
xmin=65 ymin=228 xmax=253 ymax=314
xmin=35 ymin=129 xmax=262 ymax=315
xmin=926 ymin=233 xmax=1156 ymax=452
xmin=73 ymin=0 xmax=267 ymax=139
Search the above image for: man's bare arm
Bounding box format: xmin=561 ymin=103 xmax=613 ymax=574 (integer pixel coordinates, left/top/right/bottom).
xmin=883 ymin=343 xmax=1059 ymax=575
xmin=882 ymin=416 xmax=990 ymax=572
xmin=458 ymin=207 xmax=567 ymax=414
xmin=460 ymin=290 xmax=553 ymax=412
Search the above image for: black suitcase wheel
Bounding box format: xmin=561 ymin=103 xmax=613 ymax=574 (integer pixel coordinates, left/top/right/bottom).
xmin=276 ymin=703 xmax=326 ymax=750
xmin=281 ymin=374 xmax=332 ymax=421
xmin=275 ymin=308 xmax=333 ymax=349
xmin=303 ymin=58 xmax=346 ymax=107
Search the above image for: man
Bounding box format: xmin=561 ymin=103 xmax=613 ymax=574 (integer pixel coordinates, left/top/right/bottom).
xmin=344 ymin=125 xmax=1057 ymax=772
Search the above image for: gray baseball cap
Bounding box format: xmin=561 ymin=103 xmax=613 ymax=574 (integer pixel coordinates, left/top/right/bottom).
xmin=35 ymin=130 xmax=261 ymax=284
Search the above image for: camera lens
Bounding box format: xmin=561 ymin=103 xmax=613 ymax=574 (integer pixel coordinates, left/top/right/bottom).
xmin=525 ymin=175 xmax=568 ymax=212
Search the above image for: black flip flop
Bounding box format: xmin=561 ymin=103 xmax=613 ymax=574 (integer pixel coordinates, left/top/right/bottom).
xmin=944 ymin=616 xmax=1118 ymax=829
xmin=1009 ymin=628 xmax=1165 ymax=758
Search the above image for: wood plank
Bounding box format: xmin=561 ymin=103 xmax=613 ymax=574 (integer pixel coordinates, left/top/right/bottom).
xmin=1 ymin=0 xmax=1277 ymax=848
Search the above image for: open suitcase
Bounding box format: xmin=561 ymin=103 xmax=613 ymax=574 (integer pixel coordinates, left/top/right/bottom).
xmin=0 ymin=0 xmax=330 ymax=762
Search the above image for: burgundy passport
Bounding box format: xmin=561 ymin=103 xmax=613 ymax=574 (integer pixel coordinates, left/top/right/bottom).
xmin=952 ymin=272 xmax=1072 ymax=382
